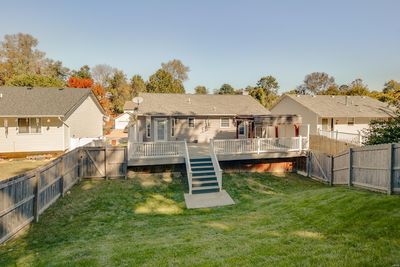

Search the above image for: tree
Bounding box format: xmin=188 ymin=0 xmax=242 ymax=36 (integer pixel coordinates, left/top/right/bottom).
xmin=0 ymin=33 xmax=68 ymax=85
xmin=215 ymin=83 xmax=236 ymax=95
xmin=107 ymin=70 xmax=132 ymax=113
xmin=91 ymin=64 xmax=115 ymax=87
xmin=194 ymin=85 xmax=208 ymax=94
xmin=248 ymin=87 xmax=266 ymax=106
xmin=130 ymin=74 xmax=146 ymax=96
xmin=146 ymin=69 xmax=185 ymax=94
xmin=256 ymin=76 xmax=279 ymax=94
xmin=345 ymin=78 xmax=369 ymax=96
xmin=363 ymin=114 xmax=400 ymax=145
xmin=71 ymin=65 xmax=91 ymax=79
xmin=161 ymin=59 xmax=190 ymax=81
xmin=5 ymin=74 xmax=65 ymax=87
xmin=297 ymin=72 xmax=336 ymax=95
xmin=92 ymin=83 xmax=111 ymax=114
xmin=254 ymin=75 xmax=279 ymax=108
xmin=67 ymin=76 xmax=94 ymax=88
xmin=382 ymin=80 xmax=400 ymax=107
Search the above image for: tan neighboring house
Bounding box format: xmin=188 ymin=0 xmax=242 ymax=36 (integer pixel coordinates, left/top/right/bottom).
xmin=270 ymin=94 xmax=395 ymax=136
xmin=0 ymin=87 xmax=106 ymax=155
xmin=124 ymin=93 xmax=302 ymax=143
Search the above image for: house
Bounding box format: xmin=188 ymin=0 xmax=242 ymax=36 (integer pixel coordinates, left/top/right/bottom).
xmin=0 ymin=87 xmax=106 ymax=156
xmin=270 ymin=94 xmax=395 ymax=136
xmin=124 ymin=93 xmax=304 ymax=143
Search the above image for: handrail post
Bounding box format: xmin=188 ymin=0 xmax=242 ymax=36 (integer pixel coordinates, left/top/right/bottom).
xmin=257 ymin=138 xmax=260 ymax=154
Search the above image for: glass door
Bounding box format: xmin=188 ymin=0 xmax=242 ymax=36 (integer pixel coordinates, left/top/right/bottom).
xmin=155 ymin=119 xmax=167 ymax=141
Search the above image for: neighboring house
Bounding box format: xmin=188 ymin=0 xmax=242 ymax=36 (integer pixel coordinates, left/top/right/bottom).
xmin=0 ymin=87 xmax=106 ymax=155
xmin=270 ymin=94 xmax=395 ymax=135
xmin=124 ymin=93 xmax=302 ymax=143
xmin=114 ymin=112 xmax=131 ymax=130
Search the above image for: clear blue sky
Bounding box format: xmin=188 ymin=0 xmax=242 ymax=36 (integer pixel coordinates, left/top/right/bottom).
xmin=1 ymin=0 xmax=399 ymax=93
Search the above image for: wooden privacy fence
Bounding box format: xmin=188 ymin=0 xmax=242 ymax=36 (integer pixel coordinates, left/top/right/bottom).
xmin=303 ymin=143 xmax=400 ymax=194
xmin=0 ymin=144 xmax=127 ymax=244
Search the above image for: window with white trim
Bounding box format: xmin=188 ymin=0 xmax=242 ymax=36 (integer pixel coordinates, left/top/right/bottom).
xmin=17 ymin=118 xmax=42 ymax=134
xmin=347 ymin=117 xmax=355 ymax=126
xmin=146 ymin=118 xmax=151 ymax=138
xmin=188 ymin=117 xmax=195 ymax=128
xmin=171 ymin=118 xmax=176 ymax=137
xmin=220 ymin=117 xmax=229 ymax=128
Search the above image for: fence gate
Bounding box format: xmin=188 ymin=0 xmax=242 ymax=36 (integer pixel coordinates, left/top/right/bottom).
xmin=308 ymin=151 xmax=332 ymax=183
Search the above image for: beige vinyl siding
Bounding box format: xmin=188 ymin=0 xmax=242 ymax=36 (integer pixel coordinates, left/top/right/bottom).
xmin=140 ymin=116 xmax=236 ymax=143
xmin=65 ymin=96 xmax=104 ymax=138
xmin=271 ymin=96 xmax=319 ymax=134
xmin=0 ymin=117 xmax=65 ymax=153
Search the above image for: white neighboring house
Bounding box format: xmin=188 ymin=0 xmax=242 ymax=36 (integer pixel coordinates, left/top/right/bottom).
xmin=0 ymin=87 xmax=107 ymax=155
xmin=114 ymin=112 xmax=132 ymax=130
xmin=270 ymin=94 xmax=395 ymax=141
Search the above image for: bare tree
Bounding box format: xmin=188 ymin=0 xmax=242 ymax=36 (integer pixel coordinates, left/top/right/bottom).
xmin=91 ymin=64 xmax=116 ymax=87
xmin=161 ymin=59 xmax=190 ymax=81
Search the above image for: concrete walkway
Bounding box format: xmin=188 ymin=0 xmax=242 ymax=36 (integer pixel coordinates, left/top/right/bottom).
xmin=184 ymin=190 xmax=235 ymax=209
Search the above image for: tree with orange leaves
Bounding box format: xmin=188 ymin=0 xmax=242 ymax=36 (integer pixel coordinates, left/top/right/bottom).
xmin=67 ymin=76 xmax=93 ymax=88
xmin=92 ymin=83 xmax=111 ymax=114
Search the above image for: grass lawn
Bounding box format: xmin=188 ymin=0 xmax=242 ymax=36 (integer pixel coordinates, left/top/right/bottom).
xmin=0 ymin=160 xmax=50 ymax=180
xmin=0 ymin=172 xmax=399 ymax=266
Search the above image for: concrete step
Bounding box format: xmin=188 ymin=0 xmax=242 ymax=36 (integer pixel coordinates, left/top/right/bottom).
xmin=192 ymin=186 xmax=220 ymax=194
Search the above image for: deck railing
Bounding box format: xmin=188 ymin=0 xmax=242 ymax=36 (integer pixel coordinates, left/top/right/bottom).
xmin=128 ymin=141 xmax=185 ymax=159
xmin=209 ymin=140 xmax=223 ymax=191
xmin=182 ymin=141 xmax=193 ymax=194
xmin=212 ymin=137 xmax=308 ymax=155
xmin=318 ymin=129 xmax=362 ymax=145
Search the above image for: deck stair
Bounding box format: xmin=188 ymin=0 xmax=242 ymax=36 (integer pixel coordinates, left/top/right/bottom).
xmin=190 ymin=157 xmax=220 ymax=194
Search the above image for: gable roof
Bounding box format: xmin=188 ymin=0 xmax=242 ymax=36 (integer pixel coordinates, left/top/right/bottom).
xmin=273 ymin=94 xmax=396 ymax=118
xmin=0 ymin=86 xmax=105 ymax=118
xmin=124 ymin=93 xmax=270 ymax=116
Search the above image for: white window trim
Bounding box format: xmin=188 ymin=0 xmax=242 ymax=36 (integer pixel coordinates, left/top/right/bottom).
xmin=220 ymin=117 xmax=230 ymax=128
xmin=146 ymin=118 xmax=151 ymax=138
xmin=171 ymin=117 xmax=176 ymax=137
xmin=188 ymin=117 xmax=195 ymax=128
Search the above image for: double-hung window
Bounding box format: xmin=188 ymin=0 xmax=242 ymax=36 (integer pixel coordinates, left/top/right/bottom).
xmin=171 ymin=118 xmax=176 ymax=137
xmin=146 ymin=117 xmax=151 ymax=138
xmin=220 ymin=117 xmax=229 ymax=128
xmin=188 ymin=117 xmax=195 ymax=128
xmin=347 ymin=117 xmax=355 ymax=126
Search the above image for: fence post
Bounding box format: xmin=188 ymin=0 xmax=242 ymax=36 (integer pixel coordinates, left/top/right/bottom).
xmin=330 ymin=155 xmax=334 ymax=186
xmin=34 ymin=171 xmax=41 ymax=223
xmin=388 ymin=143 xmax=393 ymax=195
xmin=348 ymin=148 xmax=353 ymax=188
xmin=78 ymin=149 xmax=84 ymax=181
xmin=104 ymin=146 xmax=108 ymax=180
xmin=124 ymin=147 xmax=128 ymax=180
xmin=59 ymin=158 xmax=65 ymax=197
xmin=307 ymin=152 xmax=312 ymax=177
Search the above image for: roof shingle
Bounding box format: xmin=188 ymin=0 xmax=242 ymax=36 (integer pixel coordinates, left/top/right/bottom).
xmin=281 ymin=94 xmax=396 ymax=118
xmin=124 ymin=93 xmax=270 ymax=116
xmin=0 ymin=87 xmax=93 ymax=117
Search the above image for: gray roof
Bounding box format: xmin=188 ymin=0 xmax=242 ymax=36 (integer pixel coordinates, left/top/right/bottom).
xmin=279 ymin=94 xmax=396 ymax=118
xmin=0 ymin=87 xmax=101 ymax=117
xmin=124 ymin=93 xmax=270 ymax=116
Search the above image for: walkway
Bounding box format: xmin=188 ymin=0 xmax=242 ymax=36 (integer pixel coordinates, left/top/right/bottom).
xmin=184 ymin=190 xmax=235 ymax=209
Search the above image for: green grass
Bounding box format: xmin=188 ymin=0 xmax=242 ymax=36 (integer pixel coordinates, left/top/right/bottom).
xmin=0 ymin=160 xmax=50 ymax=180
xmin=1 ymin=172 xmax=399 ymax=266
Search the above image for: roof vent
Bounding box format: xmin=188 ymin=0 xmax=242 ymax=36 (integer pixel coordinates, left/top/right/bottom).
xmin=296 ymin=95 xmax=301 ymax=97
xmin=188 ymin=97 xmax=191 ymax=104
xmin=312 ymin=95 xmax=316 ymax=98
xmin=331 ymin=95 xmax=335 ymax=98
xmin=345 ymin=96 xmax=350 ymax=106
xmin=27 ymin=86 xmax=33 ymax=90
xmin=58 ymin=88 xmax=64 ymax=91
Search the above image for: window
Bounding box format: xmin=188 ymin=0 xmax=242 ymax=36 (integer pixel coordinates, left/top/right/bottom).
xmin=220 ymin=117 xmax=229 ymax=128
xmin=18 ymin=118 xmax=41 ymax=134
xmin=171 ymin=118 xmax=176 ymax=137
xmin=188 ymin=117 xmax=195 ymax=128
xmin=146 ymin=118 xmax=151 ymax=138
xmin=348 ymin=117 xmax=355 ymax=126
xmin=238 ymin=122 xmax=245 ymax=135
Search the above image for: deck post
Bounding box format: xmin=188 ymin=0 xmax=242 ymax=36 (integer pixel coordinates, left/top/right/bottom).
xmin=299 ymin=136 xmax=302 ymax=152
xmin=257 ymin=138 xmax=260 ymax=154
